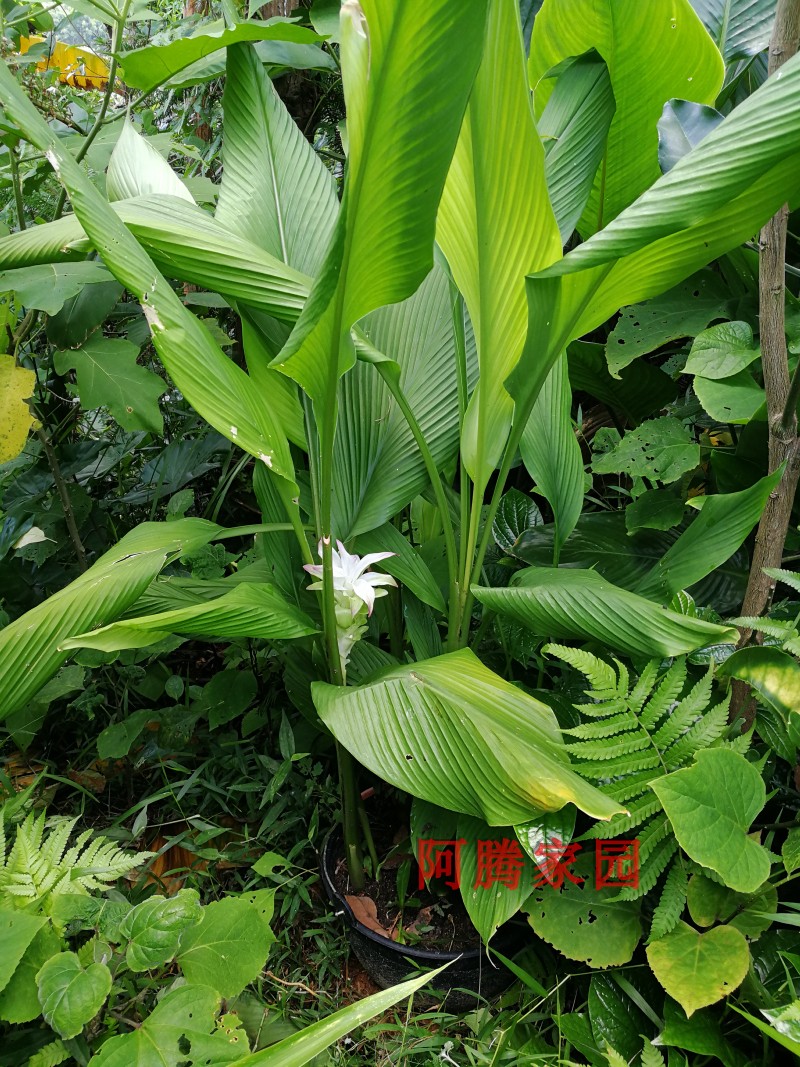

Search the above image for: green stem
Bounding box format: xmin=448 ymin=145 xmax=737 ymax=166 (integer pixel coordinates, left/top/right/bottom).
xmin=274 ymin=476 xmax=314 ymax=568
xmin=9 ymin=145 xmax=26 ymax=231
xmin=375 ymin=363 xmax=459 ymax=648
xmin=53 ymin=0 xmax=131 ymax=221
xmin=457 ymin=484 xmax=485 ymax=646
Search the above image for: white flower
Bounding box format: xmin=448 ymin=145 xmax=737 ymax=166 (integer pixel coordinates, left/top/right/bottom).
xmin=304 ymin=540 xmax=397 ymax=617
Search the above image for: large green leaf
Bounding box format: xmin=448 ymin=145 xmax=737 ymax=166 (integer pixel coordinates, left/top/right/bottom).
xmin=216 ymin=43 xmax=338 ymax=277
xmin=353 ymin=522 xmax=445 ymax=614
xmin=177 ymin=894 xmax=275 ymax=998
xmin=0 ymin=66 xmax=295 ymax=484
xmin=507 ymin=50 xmax=800 ymax=429
xmin=690 ymin=0 xmax=776 ymax=62
xmin=313 ymin=648 xmax=623 ymax=825
xmin=474 ymin=567 xmax=738 ymax=658
xmin=61 ymin=583 xmax=317 ymax=652
xmin=0 ymin=262 xmax=112 ymax=315
xmin=651 ymin=748 xmax=771 ymax=893
xmin=106 ymin=122 xmax=194 ymax=204
xmin=718 ymin=645 xmax=800 ymax=718
xmin=0 ymin=195 xmax=310 ymax=323
xmin=0 ymin=520 xmax=223 ymax=723
xmin=538 ymin=51 xmax=615 ymax=241
xmin=635 ymin=469 xmax=780 ymax=602
xmin=118 ymin=890 xmax=202 ymax=971
xmin=523 ymin=854 xmax=642 ymax=968
xmin=87 ymin=984 xmax=244 ymax=1066
xmin=437 ymin=0 xmax=560 ymax=492
xmin=37 ymin=951 xmax=112 ymax=1040
xmin=647 ymin=922 xmax=750 ymax=1016
xmin=0 ymin=909 xmax=46 ymax=997
xmin=273 ymin=0 xmax=488 ymax=425
xmin=0 ymin=356 xmax=35 ymax=463
xmin=530 ymin=0 xmax=723 ymax=233
xmin=512 ymin=512 xmax=748 ymax=612
xmin=118 ymin=19 xmax=323 ymax=93
xmin=53 ymin=336 xmax=165 ymax=434
xmin=333 ymin=265 xmax=474 ymax=537
xmin=520 ymin=353 xmax=584 ymax=558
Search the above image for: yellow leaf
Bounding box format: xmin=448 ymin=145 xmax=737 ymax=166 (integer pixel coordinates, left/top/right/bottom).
xmin=0 ymin=354 xmax=35 ymax=462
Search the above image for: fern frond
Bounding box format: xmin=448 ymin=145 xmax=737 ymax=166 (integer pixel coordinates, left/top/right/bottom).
xmin=27 ymin=1039 xmax=70 ymax=1067
xmin=568 ymin=734 xmax=652 ymax=760
xmin=639 ymin=660 xmax=686 ymax=729
xmin=565 ymin=712 xmax=639 ymax=740
xmin=584 ymin=797 xmax=662 ymax=840
xmin=730 ymin=617 xmax=796 ymax=641
xmin=577 ymin=752 xmax=662 ymax=779
xmin=618 ymin=834 xmax=677 ymax=900
xmin=648 ymin=859 xmax=688 ymax=943
xmin=543 ymin=643 xmax=619 ymax=695
xmin=667 ymin=696 xmax=731 ymax=766
xmin=764 ymin=567 xmax=800 ymax=597
xmin=628 ymin=660 xmax=659 ymax=714
xmin=641 ymin=1039 xmax=666 ymax=1067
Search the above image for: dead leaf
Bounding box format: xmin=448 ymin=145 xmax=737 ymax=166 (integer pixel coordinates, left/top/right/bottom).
xmin=345 ymin=894 xmax=396 ymax=940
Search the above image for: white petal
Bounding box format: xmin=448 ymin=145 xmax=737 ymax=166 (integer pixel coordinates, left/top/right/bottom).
xmin=352 ymin=578 xmax=377 ymax=615
xmin=362 ymin=572 xmax=398 ymax=589
xmin=358 ymin=551 xmax=395 ymax=571
xmin=303 ymin=564 xmax=324 ymax=579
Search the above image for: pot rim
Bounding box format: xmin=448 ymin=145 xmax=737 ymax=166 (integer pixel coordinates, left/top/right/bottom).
xmin=319 ymin=825 xmax=505 ymax=963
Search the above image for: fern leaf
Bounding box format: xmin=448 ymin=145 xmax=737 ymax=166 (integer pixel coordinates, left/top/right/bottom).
xmin=667 ymin=696 xmax=731 ymax=767
xmin=730 ymin=617 xmax=796 ymax=641
xmin=618 ymin=833 xmax=678 ymax=900
xmin=583 ymin=797 xmax=662 ymax=840
xmin=543 ymin=643 xmax=619 ymax=694
xmin=604 ymin=1049 xmax=629 ymax=1067
xmin=566 ymin=712 xmax=639 ymax=740
xmin=648 ymin=859 xmax=688 ymax=943
xmin=628 ymin=660 xmax=658 ymax=714
xmin=784 ymin=636 xmax=800 ymax=656
xmin=640 ymin=659 xmax=687 ymax=729
xmin=27 ymin=1039 xmax=70 ymax=1067
xmin=568 ymin=734 xmax=652 ymax=760
xmin=764 ymin=567 xmax=800 ymax=597
xmin=641 ymin=1039 xmax=666 ymax=1067
xmin=577 ymin=752 xmax=662 ymax=779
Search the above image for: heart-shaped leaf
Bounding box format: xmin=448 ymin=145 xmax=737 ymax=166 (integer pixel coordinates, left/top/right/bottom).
xmin=646 ymin=921 xmax=750 ymax=1015
xmin=651 ymin=748 xmax=770 ymax=893
xmin=119 ymin=889 xmax=202 ymax=971
xmin=37 ymin=951 xmax=112 ymax=1039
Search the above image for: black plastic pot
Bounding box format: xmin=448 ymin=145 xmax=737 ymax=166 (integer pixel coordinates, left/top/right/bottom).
xmin=319 ymin=827 xmax=519 ymax=1009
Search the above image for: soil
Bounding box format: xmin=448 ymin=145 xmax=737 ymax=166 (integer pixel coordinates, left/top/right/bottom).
xmin=329 ymin=821 xmax=483 ymax=954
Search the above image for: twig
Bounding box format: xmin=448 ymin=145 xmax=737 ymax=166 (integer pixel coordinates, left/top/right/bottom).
xmin=35 ymin=427 xmax=88 ymax=572
xmin=264 ymin=971 xmax=320 ymax=997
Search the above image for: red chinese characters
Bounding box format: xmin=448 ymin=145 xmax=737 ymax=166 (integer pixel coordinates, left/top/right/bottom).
xmin=417 ymin=838 xmax=465 ymax=890
xmin=595 ymin=839 xmax=640 ymax=890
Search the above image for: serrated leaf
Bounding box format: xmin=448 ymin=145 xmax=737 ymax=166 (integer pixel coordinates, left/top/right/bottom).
xmin=176 ymin=896 xmax=275 ymax=998
xmin=694 ymin=370 xmax=764 ymax=424
xmin=37 ymin=951 xmax=112 ymax=1039
xmin=783 ymin=827 xmax=800 ymax=875
xmin=0 ymin=924 xmax=61 ymax=1024
xmin=651 ymin=749 xmax=770 ymax=893
xmin=0 ymin=355 xmax=35 ymax=463
xmin=87 ymin=984 xmax=243 ymax=1066
xmin=646 ymin=921 xmax=749 ymax=1016
xmin=593 ymin=417 xmax=699 ymax=485
xmin=119 ymin=889 xmax=202 ymax=971
xmin=0 ymin=263 xmax=112 ymax=315
xmin=54 ymin=337 xmax=164 ymax=433
xmin=523 ymin=855 xmax=642 ymax=968
xmin=201 ymin=669 xmax=258 ymax=729
xmin=626 ymin=489 xmax=686 ymax=534
xmin=684 ymin=320 xmax=760 ymax=379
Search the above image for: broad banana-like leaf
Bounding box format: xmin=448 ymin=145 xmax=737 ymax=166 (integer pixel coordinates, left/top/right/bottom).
xmin=118 ymin=19 xmax=323 ymax=93
xmin=437 ymin=0 xmax=561 ymax=493
xmin=0 ymin=195 xmax=310 ymax=322
xmin=636 ymin=469 xmax=781 ymax=602
xmin=507 ymin=51 xmax=800 ymax=427
xmin=530 ymin=0 xmax=723 ymax=233
xmin=353 ymin=522 xmax=446 ymax=614
xmin=106 ymin=122 xmax=194 ymax=204
xmin=240 ymin=314 xmax=306 ymax=448
xmin=538 ymin=50 xmax=615 ymax=241
xmin=313 ymin=649 xmax=623 ymax=825
xmin=216 ymin=42 xmax=338 ymax=277
xmin=0 ymin=64 xmax=295 ymax=484
xmin=0 ymin=520 xmax=222 ymax=721
xmin=273 ymin=0 xmax=488 ymax=431
xmin=520 ymin=354 xmax=584 ymax=559
xmin=61 ymin=583 xmax=317 ymax=652
xmin=718 ymin=646 xmax=800 ymax=718
xmin=474 ymin=569 xmax=738 ymax=658
xmin=690 ymin=0 xmax=776 ymax=62
xmin=232 ymin=965 xmax=449 ymax=1066
xmin=333 ymin=265 xmax=476 ymax=538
